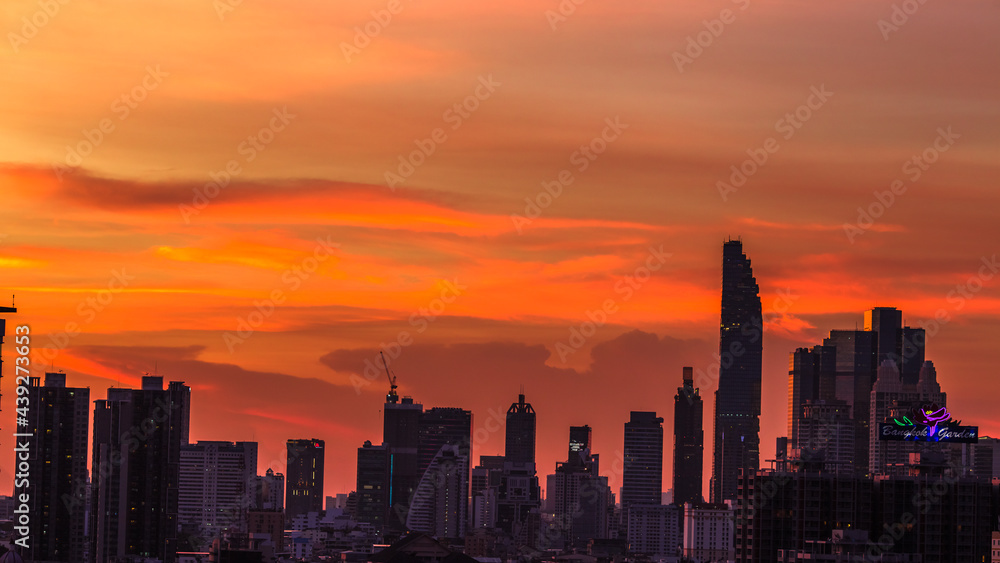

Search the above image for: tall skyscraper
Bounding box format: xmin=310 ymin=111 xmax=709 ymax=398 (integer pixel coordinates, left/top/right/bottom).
xmin=868 ymin=360 xmax=948 ymax=475
xmin=418 ymin=407 xmax=473 ymax=479
xmin=505 ymin=392 xmax=536 ymax=464
xmin=383 ymin=394 xmax=422 ymax=533
xmin=91 ymin=376 xmax=191 ymax=563
xmin=499 ymin=392 xmax=541 ymax=546
xmin=179 ymin=441 xmax=258 ymax=545
xmin=407 ymin=444 xmax=469 ymax=538
xmin=711 ymin=239 xmax=763 ymax=503
xmin=865 ymin=306 xmax=926 ymax=385
xmin=673 ymin=367 xmax=704 ymax=507
xmin=0 ymin=301 xmax=17 ymax=429
xmin=545 ymin=427 xmax=611 ymax=549
xmin=285 ymin=439 xmax=325 ymax=522
xmin=355 ymin=440 xmax=390 ymax=534
xmin=414 ymin=408 xmax=472 ymax=535
xmin=786 ymin=345 xmax=836 ymax=451
xmin=823 ymin=329 xmax=877 ymax=472
xmin=15 ymin=373 xmax=89 ymax=563
xmin=621 ymin=411 xmax=664 ymax=512
xmin=569 ymin=425 xmax=592 ymax=459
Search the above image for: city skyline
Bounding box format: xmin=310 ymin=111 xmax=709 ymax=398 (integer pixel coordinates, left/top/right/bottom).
xmin=1 ymin=0 xmax=999 ymax=509
xmin=4 ymin=267 xmax=993 ymax=504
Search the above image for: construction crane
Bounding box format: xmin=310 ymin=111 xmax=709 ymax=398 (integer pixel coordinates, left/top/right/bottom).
xmin=380 ymin=350 xmax=399 ymax=404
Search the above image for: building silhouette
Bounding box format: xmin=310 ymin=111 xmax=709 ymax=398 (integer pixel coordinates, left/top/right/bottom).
xmin=254 ymin=468 xmax=284 ymax=511
xmin=865 ymin=307 xmax=926 ymax=385
xmin=673 ymin=367 xmax=704 ymax=507
xmin=90 ymin=375 xmax=190 ymax=563
xmin=383 ymin=393 xmax=422 ymax=533
xmin=413 ymin=407 xmax=472 ymax=538
xmin=505 ymin=392 xmax=536 ymax=464
xmin=356 ymin=440 xmax=391 ymax=535
xmin=621 ymin=411 xmax=664 ymax=513
xmin=178 ymin=440 xmax=258 ymax=545
xmin=286 ymin=439 xmax=325 ymax=523
xmin=407 ymin=444 xmax=469 ymax=538
xmin=15 ymin=373 xmax=88 ymax=563
xmin=544 ymin=426 xmax=611 ymax=550
xmin=711 ymin=239 xmax=763 ymax=503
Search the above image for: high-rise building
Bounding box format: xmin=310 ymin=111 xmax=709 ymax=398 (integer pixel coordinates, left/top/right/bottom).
xmin=417 ymin=407 xmax=472 ymax=530
xmin=865 ymin=307 xmax=926 ymax=386
xmin=673 ymin=367 xmax=704 ymax=507
xmin=795 ymin=400 xmax=854 ymax=472
xmin=868 ymin=360 xmax=949 ymax=475
xmin=383 ymin=394 xmax=422 ymax=533
xmin=823 ymin=329 xmax=878 ymax=471
xmin=786 ymin=345 xmax=836 ymax=451
xmin=286 ymin=439 xmax=325 ymax=522
xmin=626 ymin=504 xmax=681 ymax=558
xmin=544 ymin=426 xmax=611 ymax=550
xmin=736 ymin=452 xmax=992 ymax=563
xmin=621 ymin=411 xmax=664 ymax=513
xmin=15 ymin=373 xmax=89 ymax=563
xmin=735 ymin=467 xmax=874 ymax=562
xmin=711 ymin=239 xmax=763 ymax=503
xmin=0 ymin=302 xmax=17 ymax=427
xmin=91 ymin=375 xmax=191 ymax=563
xmin=569 ymin=425 xmax=592 ymax=458
xmin=407 ymin=444 xmax=469 ymax=538
xmin=254 ymin=468 xmax=284 ymax=511
xmin=179 ymin=441 xmax=258 ymax=544
xmin=683 ymin=503 xmax=735 ymax=563
xmin=355 ymin=440 xmax=390 ymax=534
xmin=496 ymin=461 xmax=541 ymax=547
xmin=505 ymin=392 xmax=536 ymax=464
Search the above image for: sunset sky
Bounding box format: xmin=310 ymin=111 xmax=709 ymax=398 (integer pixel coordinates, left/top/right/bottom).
xmin=1 ymin=0 xmax=999 ymax=499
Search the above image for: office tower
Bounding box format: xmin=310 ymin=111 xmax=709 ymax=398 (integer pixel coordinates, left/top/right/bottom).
xmin=286 ymin=439 xmax=325 ymax=523
xmin=823 ymin=329 xmax=878 ymax=471
xmin=407 ymin=444 xmax=469 ymax=538
xmin=795 ymin=400 xmax=854 ymax=472
xmin=179 ymin=441 xmax=258 ymax=544
xmin=866 ymin=306 xmax=903 ymax=368
xmin=711 ymin=239 xmax=763 ymax=503
xmin=673 ymin=367 xmax=704 ymax=507
xmin=545 ymin=426 xmax=611 ymax=549
xmin=569 ymin=425 xmax=592 ymax=458
xmin=495 ymin=463 xmax=541 ymax=546
xmin=626 ymin=504 xmax=681 ymax=558
xmin=786 ymin=345 xmax=837 ymax=450
xmin=0 ymin=302 xmax=16 ymax=425
xmin=417 ymin=408 xmax=472 ymax=512
xmin=383 ymin=394 xmax=422 ymax=532
xmin=91 ymin=376 xmax=191 ymax=563
xmin=505 ymin=392 xmax=536 ymax=464
xmin=899 ymin=326 xmax=926 ymax=385
xmin=14 ymin=373 xmax=89 ymax=563
xmin=621 ymin=412 xmax=664 ymax=513
xmin=254 ymin=468 xmax=284 ymax=511
xmin=865 ymin=307 xmax=927 ymax=386
xmin=869 ymin=361 xmax=949 ymax=475
xmin=355 ymin=441 xmax=390 ymax=534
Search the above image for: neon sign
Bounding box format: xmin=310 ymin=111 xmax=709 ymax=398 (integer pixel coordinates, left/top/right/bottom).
xmin=880 ymin=403 xmax=978 ymax=443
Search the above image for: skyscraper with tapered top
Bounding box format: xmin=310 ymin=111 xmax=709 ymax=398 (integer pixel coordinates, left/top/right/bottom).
xmin=711 ymin=239 xmax=763 ymax=503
